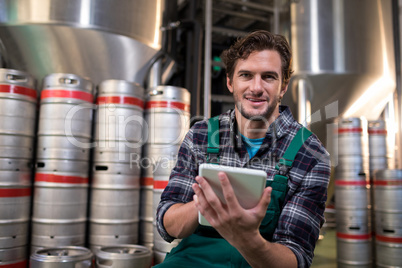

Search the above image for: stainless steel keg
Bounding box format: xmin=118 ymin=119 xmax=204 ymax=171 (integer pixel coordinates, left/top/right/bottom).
xmin=0 ymin=186 xmax=30 ymax=248
xmin=0 ymin=246 xmax=27 ymax=267
xmin=95 ymin=79 xmax=145 ymax=144
xmin=144 ymin=86 xmax=191 ymax=145
xmin=31 ymin=172 xmax=88 ymax=249
xmin=373 ymin=169 xmax=402 ymax=267
xmin=95 ymin=244 xmax=152 ymax=268
xmin=0 ymin=68 xmax=37 ymax=137
xmin=30 ymin=246 xmax=93 ymax=268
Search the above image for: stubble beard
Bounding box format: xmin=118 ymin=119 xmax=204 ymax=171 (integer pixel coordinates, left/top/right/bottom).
xmin=234 ymin=93 xmax=280 ymax=122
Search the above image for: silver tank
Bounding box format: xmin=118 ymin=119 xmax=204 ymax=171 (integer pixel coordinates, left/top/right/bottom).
xmin=0 ymin=0 xmax=166 ymax=86
xmin=287 ymin=0 xmax=395 ymax=148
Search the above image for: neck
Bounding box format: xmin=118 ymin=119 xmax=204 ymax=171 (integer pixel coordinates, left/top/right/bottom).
xmin=235 ymin=108 xmax=280 ymax=139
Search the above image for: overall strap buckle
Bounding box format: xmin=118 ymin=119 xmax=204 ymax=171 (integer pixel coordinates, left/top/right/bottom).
xmin=275 ymin=158 xmax=292 ymax=176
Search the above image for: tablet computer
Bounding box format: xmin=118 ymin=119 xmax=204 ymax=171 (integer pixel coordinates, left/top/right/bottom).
xmin=198 ymin=163 xmax=267 ymax=226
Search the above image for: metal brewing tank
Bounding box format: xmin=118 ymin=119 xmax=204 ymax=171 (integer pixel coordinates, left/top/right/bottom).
xmin=287 ymin=0 xmax=395 ymax=147
xmin=0 ymin=0 xmax=166 ymax=86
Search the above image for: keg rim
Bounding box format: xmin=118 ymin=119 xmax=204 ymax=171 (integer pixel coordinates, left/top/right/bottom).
xmin=0 ymin=68 xmax=36 ymax=88
xmin=96 ymin=244 xmax=151 ymax=259
xmin=30 ymin=246 xmax=93 ymax=262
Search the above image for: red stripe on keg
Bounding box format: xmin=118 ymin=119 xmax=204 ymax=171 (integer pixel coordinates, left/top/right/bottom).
xmin=41 ymin=89 xmax=93 ymax=102
xmin=96 ymin=96 xmax=144 ymax=108
xmin=0 ymin=188 xmax=30 ymax=197
xmin=141 ymin=176 xmax=154 ymax=186
xmin=154 ymin=180 xmax=169 ymax=189
xmin=335 ymin=180 xmax=369 ymax=186
xmin=368 ymin=129 xmax=387 ymax=135
xmin=35 ymin=173 xmax=88 ymax=184
xmin=0 ymin=84 xmax=37 ymax=99
xmin=373 ymin=180 xmax=402 ymax=186
xmin=0 ymin=260 xmax=27 ymax=268
xmin=376 ymin=235 xmax=402 ymax=243
xmin=145 ymin=100 xmax=190 ymax=112
xmin=337 ymin=127 xmax=363 ymax=133
xmin=337 ymin=232 xmax=371 ymax=240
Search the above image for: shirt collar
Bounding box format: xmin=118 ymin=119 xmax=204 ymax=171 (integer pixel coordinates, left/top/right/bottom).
xmin=226 ymin=105 xmax=294 ymax=150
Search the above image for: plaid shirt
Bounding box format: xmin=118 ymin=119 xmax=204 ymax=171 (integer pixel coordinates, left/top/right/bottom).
xmin=156 ymin=106 xmax=331 ymax=267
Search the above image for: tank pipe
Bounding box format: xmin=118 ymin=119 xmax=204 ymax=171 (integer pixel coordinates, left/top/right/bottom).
xmin=143 ymin=50 xmax=166 ymax=89
xmin=204 ymin=0 xmax=212 ymax=118
xmin=392 ymin=0 xmax=402 ymax=168
xmin=148 ymin=59 xmax=163 ymax=88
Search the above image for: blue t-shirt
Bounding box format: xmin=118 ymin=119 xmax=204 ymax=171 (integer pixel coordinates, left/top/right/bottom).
xmin=241 ymin=134 xmax=264 ymax=159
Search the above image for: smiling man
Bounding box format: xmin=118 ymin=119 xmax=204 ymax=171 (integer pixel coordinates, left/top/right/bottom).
xmin=155 ymin=30 xmax=331 ymax=268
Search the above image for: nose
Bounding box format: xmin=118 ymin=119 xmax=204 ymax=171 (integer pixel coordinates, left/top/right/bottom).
xmin=250 ymin=75 xmax=264 ymax=94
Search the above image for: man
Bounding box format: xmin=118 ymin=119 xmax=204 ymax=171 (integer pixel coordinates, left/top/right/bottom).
xmin=155 ymin=30 xmax=330 ymax=267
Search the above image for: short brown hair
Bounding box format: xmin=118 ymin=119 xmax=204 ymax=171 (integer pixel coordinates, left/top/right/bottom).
xmin=221 ymin=30 xmax=293 ymax=85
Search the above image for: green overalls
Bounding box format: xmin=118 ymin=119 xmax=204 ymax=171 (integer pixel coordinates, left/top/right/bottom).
xmin=156 ymin=116 xmax=312 ymax=267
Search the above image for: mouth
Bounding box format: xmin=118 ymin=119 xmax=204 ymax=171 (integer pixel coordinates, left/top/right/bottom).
xmin=245 ymin=97 xmax=266 ymax=104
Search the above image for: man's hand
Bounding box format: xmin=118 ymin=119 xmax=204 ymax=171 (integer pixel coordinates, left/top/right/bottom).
xmin=192 ymin=171 xmax=272 ymax=246
xmin=192 ymin=172 xmax=297 ymax=268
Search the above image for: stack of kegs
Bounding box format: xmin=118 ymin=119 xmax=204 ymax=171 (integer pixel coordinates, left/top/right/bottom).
xmin=143 ymin=86 xmax=190 ymax=263
xmin=373 ymin=169 xmax=402 ymax=267
xmin=31 ymin=73 xmax=94 ymax=251
xmin=89 ymin=80 xmax=145 ymax=250
xmin=0 ymin=68 xmax=37 ymax=267
xmin=334 ymin=117 xmax=372 ymax=267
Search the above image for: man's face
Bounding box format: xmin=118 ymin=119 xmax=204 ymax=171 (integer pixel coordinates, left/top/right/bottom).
xmin=227 ymin=50 xmax=287 ymax=123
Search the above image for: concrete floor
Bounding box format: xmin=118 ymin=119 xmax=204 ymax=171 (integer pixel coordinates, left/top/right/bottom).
xmin=311 ymin=228 xmax=337 ymax=268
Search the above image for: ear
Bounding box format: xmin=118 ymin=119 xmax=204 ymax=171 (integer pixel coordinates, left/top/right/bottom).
xmin=226 ymin=75 xmax=233 ymax=93
xmin=280 ymin=83 xmax=288 ymax=98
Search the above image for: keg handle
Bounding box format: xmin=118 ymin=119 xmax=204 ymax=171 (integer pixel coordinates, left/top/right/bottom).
xmin=6 ymin=74 xmax=27 ymax=82
xmin=148 ymin=89 xmax=164 ymax=96
xmin=368 ymin=121 xmax=380 ymax=128
xmin=59 ymin=77 xmax=79 ymax=85
xmin=47 ymin=250 xmax=69 ymax=256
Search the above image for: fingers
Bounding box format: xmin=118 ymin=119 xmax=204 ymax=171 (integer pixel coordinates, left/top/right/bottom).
xmin=218 ymin=172 xmax=240 ymax=208
xmin=192 ymin=176 xmax=221 ymax=224
xmin=256 ymin=186 xmax=272 ymax=215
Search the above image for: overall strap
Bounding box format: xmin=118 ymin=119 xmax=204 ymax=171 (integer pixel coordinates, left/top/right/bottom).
xmin=260 ymin=126 xmax=313 ymax=240
xmin=275 ymin=127 xmax=312 ymax=176
xmin=207 ymin=116 xmax=220 ymax=164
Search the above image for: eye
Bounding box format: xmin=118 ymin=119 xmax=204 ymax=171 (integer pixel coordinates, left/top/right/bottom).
xmin=263 ymin=74 xmax=276 ymax=80
xmin=239 ymin=73 xmax=251 ymax=78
